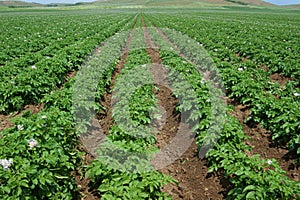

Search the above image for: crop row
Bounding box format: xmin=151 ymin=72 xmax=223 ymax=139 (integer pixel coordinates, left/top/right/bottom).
xmin=0 ymin=13 xmax=135 ymax=114
xmin=143 ymin=15 xmax=300 ymax=199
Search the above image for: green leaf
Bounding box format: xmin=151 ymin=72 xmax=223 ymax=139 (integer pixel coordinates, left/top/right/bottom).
xmin=243 ymin=185 xmax=256 ymax=193
xmin=245 ymin=191 xmax=256 ymax=199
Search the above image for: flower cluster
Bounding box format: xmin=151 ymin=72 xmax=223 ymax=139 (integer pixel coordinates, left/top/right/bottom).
xmin=17 ymin=125 xmax=24 ymax=130
xmin=0 ymin=159 xmax=13 ymax=170
xmin=238 ymin=66 xmax=246 ymax=71
xmin=27 ymin=139 xmax=38 ymax=149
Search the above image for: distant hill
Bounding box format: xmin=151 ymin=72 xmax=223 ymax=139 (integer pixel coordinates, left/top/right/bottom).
xmin=0 ymin=0 xmax=278 ymax=9
xmin=0 ymin=0 xmax=43 ymax=7
xmin=283 ymin=4 xmax=300 ymax=9
xmin=198 ymin=0 xmax=273 ymax=6
xmin=94 ymin=0 xmax=275 ymax=7
xmin=234 ymin=0 xmax=273 ymax=6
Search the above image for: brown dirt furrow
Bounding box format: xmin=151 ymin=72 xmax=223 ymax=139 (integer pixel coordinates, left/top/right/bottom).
xmin=98 ymin=21 xmax=136 ymax=136
xmin=159 ymin=140 xmax=228 ymax=200
xmin=142 ymin=18 xmax=226 ymax=200
xmin=72 ymin=141 xmax=100 ymax=200
xmin=0 ymin=103 xmax=45 ymax=132
xmin=66 ymin=70 xmax=77 ymax=81
xmin=148 ymin=20 xmax=178 ymax=51
xmin=270 ymin=72 xmax=294 ymax=88
xmin=261 ymin=64 xmax=295 ymax=88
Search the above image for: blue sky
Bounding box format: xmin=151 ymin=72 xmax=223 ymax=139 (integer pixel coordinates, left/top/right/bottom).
xmin=263 ymin=0 xmax=300 ymax=5
xmin=11 ymin=0 xmax=300 ymax=5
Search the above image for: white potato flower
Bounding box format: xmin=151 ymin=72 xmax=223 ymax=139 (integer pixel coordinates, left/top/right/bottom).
xmin=27 ymin=139 xmax=38 ymax=149
xmin=0 ymin=159 xmax=13 ymax=170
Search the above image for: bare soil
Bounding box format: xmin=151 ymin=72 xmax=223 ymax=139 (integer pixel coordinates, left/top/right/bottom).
xmin=270 ymin=72 xmax=294 ymax=87
xmin=0 ymin=103 xmax=45 ymax=132
xmin=72 ymin=143 xmax=100 ymax=200
xmin=98 ymin=24 xmax=136 ymax=136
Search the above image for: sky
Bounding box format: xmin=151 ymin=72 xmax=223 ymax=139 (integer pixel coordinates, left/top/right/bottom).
xmin=263 ymin=0 xmax=300 ymax=5
xmin=8 ymin=0 xmax=300 ymax=5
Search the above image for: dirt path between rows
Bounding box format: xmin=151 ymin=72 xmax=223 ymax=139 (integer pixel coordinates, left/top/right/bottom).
xmin=0 ymin=104 xmax=45 ymax=132
xmin=142 ymin=18 xmax=227 ymax=200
